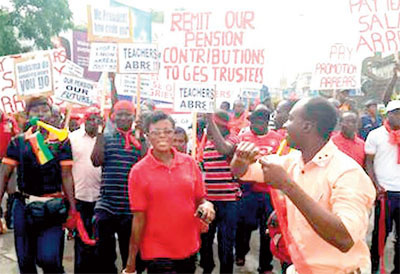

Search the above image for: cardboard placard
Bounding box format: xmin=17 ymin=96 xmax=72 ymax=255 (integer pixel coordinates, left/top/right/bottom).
xmin=87 ymin=5 xmax=133 ymax=43
xmin=118 ymin=43 xmax=160 ymax=74
xmin=240 ymin=88 xmax=259 ymax=99
xmin=311 ymin=43 xmax=361 ymax=90
xmin=55 ymin=75 xmax=97 ymax=106
xmin=14 ymin=55 xmax=53 ymax=97
xmin=64 ymin=60 xmax=84 ymax=77
xmin=89 ymin=42 xmax=118 ymax=72
xmin=174 ymin=84 xmax=216 ymax=113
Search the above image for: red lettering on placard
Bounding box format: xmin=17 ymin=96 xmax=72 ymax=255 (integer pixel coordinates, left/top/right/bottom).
xmin=1 ymin=96 xmax=14 ymax=113
xmin=2 ymin=71 xmax=14 ymax=91
xmin=53 ymin=49 xmax=67 ymax=63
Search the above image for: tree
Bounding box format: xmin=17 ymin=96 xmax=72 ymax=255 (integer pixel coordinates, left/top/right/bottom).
xmin=0 ymin=0 xmax=73 ymax=56
xmin=0 ymin=9 xmax=22 ymax=55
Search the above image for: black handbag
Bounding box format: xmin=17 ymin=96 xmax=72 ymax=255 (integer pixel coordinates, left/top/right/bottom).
xmin=25 ymin=201 xmax=47 ymax=227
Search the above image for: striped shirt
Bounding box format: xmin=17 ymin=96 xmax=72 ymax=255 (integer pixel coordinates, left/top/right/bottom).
xmin=203 ymin=135 xmax=241 ymax=201
xmin=95 ymin=131 xmax=142 ymax=215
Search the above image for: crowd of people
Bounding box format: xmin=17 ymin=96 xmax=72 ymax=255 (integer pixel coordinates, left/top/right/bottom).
xmin=0 ymin=88 xmax=398 ymax=274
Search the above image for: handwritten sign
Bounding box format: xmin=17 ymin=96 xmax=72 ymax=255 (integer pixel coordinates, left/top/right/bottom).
xmin=174 ymin=84 xmax=216 ymax=113
xmin=240 ymin=88 xmax=259 ymax=99
xmin=87 ymin=5 xmax=133 ymax=43
xmin=64 ymin=60 xmax=84 ymax=77
xmin=161 ymin=10 xmax=264 ymax=84
xmin=349 ymin=0 xmax=400 ymax=53
xmin=311 ymin=43 xmax=361 ymax=90
xmin=15 ymin=56 xmax=53 ymax=97
xmin=115 ymin=74 xmax=173 ymax=103
xmin=55 ymin=75 xmax=96 ymax=106
xmin=118 ymin=43 xmax=160 ymax=74
xmin=89 ymin=42 xmax=117 ymax=72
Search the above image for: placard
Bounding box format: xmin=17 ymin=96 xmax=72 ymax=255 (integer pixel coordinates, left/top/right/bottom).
xmin=311 ymin=43 xmax=361 ymax=90
xmin=14 ymin=55 xmax=53 ymax=97
xmin=173 ymin=84 xmax=215 ymax=113
xmin=89 ymin=42 xmax=117 ymax=72
xmin=87 ymin=5 xmax=133 ymax=43
xmin=55 ymin=75 xmax=96 ymax=106
xmin=64 ymin=60 xmax=84 ymax=77
xmin=118 ymin=43 xmax=160 ymax=74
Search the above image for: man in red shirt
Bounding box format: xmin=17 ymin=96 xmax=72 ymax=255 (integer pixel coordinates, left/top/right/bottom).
xmin=125 ymin=111 xmax=215 ymax=274
xmin=236 ymin=105 xmax=283 ymax=273
xmin=229 ymin=100 xmax=250 ymax=135
xmin=331 ymin=111 xmax=365 ymax=167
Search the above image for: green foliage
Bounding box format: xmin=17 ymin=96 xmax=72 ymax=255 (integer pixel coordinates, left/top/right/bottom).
xmin=0 ymin=9 xmax=22 ymax=55
xmin=0 ymin=0 xmax=73 ymax=56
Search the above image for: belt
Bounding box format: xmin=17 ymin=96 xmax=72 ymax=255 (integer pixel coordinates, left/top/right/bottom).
xmin=15 ymin=191 xmax=64 ymax=204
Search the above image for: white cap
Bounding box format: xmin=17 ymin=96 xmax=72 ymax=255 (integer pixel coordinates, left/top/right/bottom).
xmin=386 ymin=100 xmax=400 ymax=112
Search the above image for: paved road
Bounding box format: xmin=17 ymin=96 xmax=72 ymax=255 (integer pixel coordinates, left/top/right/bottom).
xmin=0 ymin=212 xmax=395 ymax=274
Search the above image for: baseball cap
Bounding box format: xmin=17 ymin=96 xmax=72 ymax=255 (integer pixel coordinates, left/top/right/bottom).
xmin=386 ymin=100 xmax=400 ymax=112
xmin=364 ymin=99 xmax=378 ymax=107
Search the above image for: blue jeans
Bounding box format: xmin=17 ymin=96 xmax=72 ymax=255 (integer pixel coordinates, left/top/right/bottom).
xmin=235 ymin=185 xmax=274 ymax=272
xmin=13 ymin=197 xmax=65 ymax=274
xmin=200 ymin=200 xmax=238 ymax=273
xmin=75 ymin=199 xmax=97 ymax=273
xmin=371 ymin=191 xmax=400 ymax=274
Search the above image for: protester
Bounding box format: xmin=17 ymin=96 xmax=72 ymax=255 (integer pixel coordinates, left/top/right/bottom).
xmin=0 ymin=96 xmax=77 ymax=273
xmin=365 ymin=100 xmax=400 ymax=274
xmin=229 ymin=100 xmax=250 ymax=135
xmin=91 ymin=100 xmax=147 ymax=273
xmin=273 ymin=99 xmax=297 ymax=137
xmin=359 ymin=99 xmax=383 ymax=140
xmin=69 ymin=106 xmax=102 ymax=273
xmin=220 ymin=101 xmax=231 ymax=112
xmin=68 ymin=114 xmax=81 ymax=132
xmin=235 ymin=105 xmax=283 ymax=274
xmin=231 ymin=97 xmax=375 ymax=273
xmin=199 ymin=110 xmax=241 ymax=274
xmin=0 ymin=109 xmax=20 ymax=231
xmin=173 ymin=126 xmax=188 ymax=153
xmin=337 ymin=89 xmax=357 ymax=112
xmin=124 ymin=111 xmax=215 ymax=274
xmin=331 ymin=111 xmax=366 ymax=167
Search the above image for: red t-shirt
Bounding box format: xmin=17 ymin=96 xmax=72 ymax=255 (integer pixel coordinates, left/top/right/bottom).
xmin=0 ymin=115 xmax=19 ymax=159
xmin=239 ymin=130 xmax=284 ymax=156
xmin=331 ymin=132 xmax=365 ymax=167
xmin=239 ymin=130 xmax=284 ymax=193
xmin=128 ymin=148 xmax=206 ymax=260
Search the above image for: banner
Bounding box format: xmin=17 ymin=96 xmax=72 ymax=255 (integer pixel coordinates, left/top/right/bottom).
xmin=87 ymin=5 xmax=133 ymax=43
xmin=72 ymin=30 xmax=102 ymax=81
xmin=311 ymin=43 xmax=361 ymax=90
xmin=55 ymin=75 xmax=97 ymax=106
xmin=173 ymin=84 xmax=216 ymax=113
xmin=349 ymin=0 xmax=400 ymax=54
xmin=89 ymin=42 xmax=117 ymax=72
xmin=115 ymin=74 xmax=173 ymax=103
xmin=118 ymin=43 xmax=160 ymax=74
xmin=14 ymin=55 xmax=53 ymax=97
xmin=160 ymin=10 xmax=264 ymax=85
xmin=240 ymin=88 xmax=259 ymax=99
xmin=109 ymin=0 xmax=152 ymax=43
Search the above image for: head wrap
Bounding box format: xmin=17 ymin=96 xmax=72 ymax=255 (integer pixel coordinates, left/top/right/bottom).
xmin=111 ymin=100 xmax=135 ymax=121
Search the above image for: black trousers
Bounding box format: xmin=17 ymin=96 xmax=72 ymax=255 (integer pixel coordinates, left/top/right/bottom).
xmin=146 ymin=254 xmax=197 ymax=274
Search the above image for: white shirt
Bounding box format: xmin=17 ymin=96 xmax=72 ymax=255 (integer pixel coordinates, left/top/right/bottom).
xmin=69 ymin=126 xmax=102 ymax=202
xmin=365 ymin=126 xmax=400 ymax=191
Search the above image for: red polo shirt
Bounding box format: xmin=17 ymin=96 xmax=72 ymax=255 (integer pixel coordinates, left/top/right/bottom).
xmin=128 ymin=148 xmax=206 ymax=260
xmin=331 ymin=132 xmax=365 ymax=167
xmin=0 ymin=114 xmax=19 ymax=159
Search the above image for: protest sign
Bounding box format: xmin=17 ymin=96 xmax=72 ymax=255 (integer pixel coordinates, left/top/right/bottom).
xmin=89 ymin=42 xmax=117 ymax=72
xmin=14 ymin=55 xmax=53 ymax=97
xmin=174 ymin=84 xmax=216 ymax=113
xmin=55 ymin=75 xmax=96 ymax=106
xmin=0 ymin=48 xmax=71 ymax=113
xmin=115 ymin=74 xmax=173 ymax=103
xmin=160 ymin=10 xmax=264 ymax=85
xmin=87 ymin=5 xmax=133 ymax=43
xmin=64 ymin=60 xmax=84 ymax=77
xmin=118 ymin=43 xmax=160 ymax=74
xmin=240 ymin=88 xmax=259 ymax=99
xmin=72 ymin=30 xmax=101 ymax=81
xmin=349 ymin=0 xmax=400 ymax=54
xmin=311 ymin=43 xmax=361 ymax=90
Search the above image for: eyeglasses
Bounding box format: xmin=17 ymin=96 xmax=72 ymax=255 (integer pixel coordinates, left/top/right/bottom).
xmin=148 ymin=129 xmax=174 ymax=137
